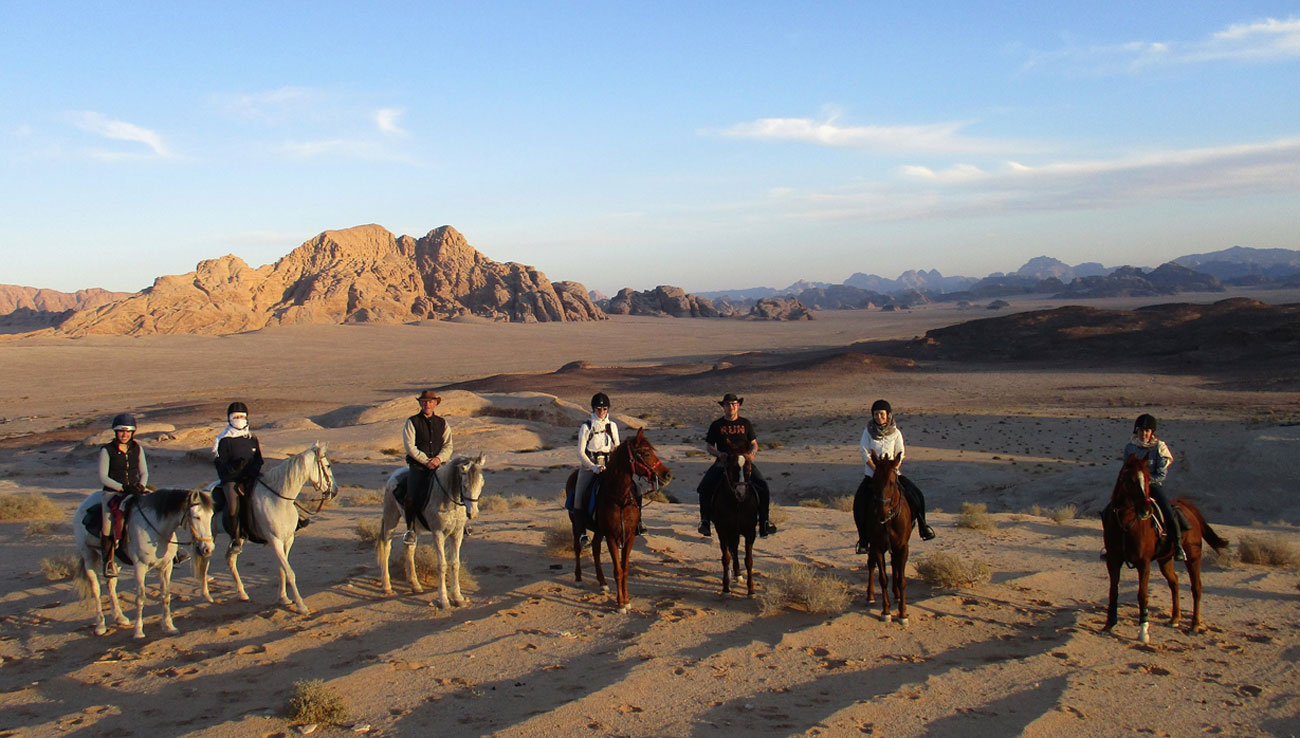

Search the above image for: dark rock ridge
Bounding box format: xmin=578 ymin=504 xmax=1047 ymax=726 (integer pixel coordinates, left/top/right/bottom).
xmin=750 ymin=297 xmax=813 ymax=320
xmin=1054 ymin=263 xmax=1222 ymax=299
xmin=603 ymin=285 xmax=729 ymax=317
xmin=54 ymin=225 xmax=605 ymax=336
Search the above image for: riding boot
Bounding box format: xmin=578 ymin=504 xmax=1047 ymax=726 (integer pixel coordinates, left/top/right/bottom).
xmin=101 ymin=536 xmax=118 ymax=578
xmin=635 ymin=490 xmax=647 ymax=535
xmin=1171 ymin=518 xmax=1186 ymax=561
xmin=698 ymin=519 xmax=711 ymax=537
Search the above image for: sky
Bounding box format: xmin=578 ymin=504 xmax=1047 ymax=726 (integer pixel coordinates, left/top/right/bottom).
xmin=1 ymin=2 xmax=1298 ymax=295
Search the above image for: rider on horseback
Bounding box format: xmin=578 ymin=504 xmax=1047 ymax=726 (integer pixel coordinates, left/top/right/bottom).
xmin=402 ymin=390 xmax=454 ymax=545
xmin=1125 ymin=413 xmax=1184 ymax=561
xmin=697 ymin=393 xmax=777 ymax=538
xmin=857 ymin=399 xmax=935 ymax=549
xmin=98 ymin=413 xmax=149 ymax=577
xmin=567 ymin=392 xmax=622 ymax=547
xmin=213 ymin=401 xmax=263 ymax=552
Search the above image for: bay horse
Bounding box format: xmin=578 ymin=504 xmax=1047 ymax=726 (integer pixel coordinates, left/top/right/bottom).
xmin=196 ymin=442 xmax=337 ymax=614
xmin=377 ymin=454 xmax=487 ymax=608
xmin=708 ymin=441 xmax=758 ymax=596
xmin=1102 ymin=454 xmax=1229 ymax=642
xmin=854 ymin=451 xmax=913 ymax=624
xmin=73 ymin=488 xmax=216 ymax=638
xmin=567 ymin=428 xmax=671 ymax=613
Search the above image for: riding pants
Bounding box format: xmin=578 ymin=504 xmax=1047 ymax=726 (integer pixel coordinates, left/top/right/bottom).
xmin=222 ymin=481 xmax=244 ymax=541
xmin=406 ymin=464 xmax=433 ymax=530
xmin=1149 ymin=483 xmax=1181 ymax=543
xmin=898 ymin=475 xmax=930 ymax=528
xmin=571 ymin=468 xmax=599 ymax=518
xmin=698 ymin=462 xmax=770 ymax=523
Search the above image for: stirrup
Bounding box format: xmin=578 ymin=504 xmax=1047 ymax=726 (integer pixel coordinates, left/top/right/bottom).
xmin=697 ymin=520 xmax=711 ymax=537
xmin=855 ymin=541 xmax=868 ymax=555
xmin=760 ymin=520 xmax=777 ymax=537
xmin=403 ymin=530 xmax=417 ymax=546
xmin=919 ymin=524 xmax=936 ymax=541
xmin=578 ymin=532 xmax=590 ymax=547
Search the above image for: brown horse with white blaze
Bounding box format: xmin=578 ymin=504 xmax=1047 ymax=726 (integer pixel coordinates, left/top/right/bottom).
xmin=855 ymin=451 xmax=913 ymax=624
xmin=565 ymin=428 xmax=671 ymax=613
xmin=1102 ymin=454 xmax=1229 ymax=642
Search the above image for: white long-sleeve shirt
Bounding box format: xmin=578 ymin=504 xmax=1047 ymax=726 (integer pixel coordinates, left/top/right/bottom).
xmin=578 ymin=414 xmax=620 ymax=472
xmin=403 ymin=417 xmax=454 ymax=466
xmin=860 ymin=426 xmax=905 ymax=475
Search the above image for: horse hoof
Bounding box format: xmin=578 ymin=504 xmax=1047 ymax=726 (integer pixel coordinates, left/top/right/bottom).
xmin=899 ymin=618 xmax=909 ymax=628
xmin=381 ymin=588 xmax=393 ymax=597
xmin=600 ymin=585 xmax=609 ymax=593
xmin=115 ymin=616 xmax=132 ymax=627
xmin=165 ymin=625 xmax=180 ymax=635
xmin=94 ymin=624 xmax=107 ymax=636
xmin=882 ymin=613 xmax=892 ymax=623
xmin=1138 ymin=623 xmax=1150 ymax=643
xmin=134 ymin=631 xmax=146 ymax=640
xmin=617 ymin=606 xmax=628 ymax=615
xmin=452 ymin=598 xmax=467 ymax=608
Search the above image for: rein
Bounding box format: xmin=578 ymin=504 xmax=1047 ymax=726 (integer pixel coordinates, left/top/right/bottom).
xmin=134 ymin=493 xmax=213 ymax=549
xmin=433 ymin=464 xmax=480 ymax=509
xmin=255 ymin=451 xmax=336 ymax=516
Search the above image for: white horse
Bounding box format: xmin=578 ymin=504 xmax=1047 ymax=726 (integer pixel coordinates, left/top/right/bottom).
xmin=378 ymin=454 xmax=486 ymax=609
xmin=196 ymin=442 xmax=336 ymax=614
xmin=73 ymin=489 xmax=216 ymax=638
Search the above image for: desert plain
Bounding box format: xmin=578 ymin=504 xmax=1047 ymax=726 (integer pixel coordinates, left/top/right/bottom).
xmin=1 ymin=291 xmax=1299 ymax=738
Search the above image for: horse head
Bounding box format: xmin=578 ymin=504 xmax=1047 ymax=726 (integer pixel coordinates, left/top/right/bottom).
xmin=628 ymin=428 xmax=672 ymax=490
xmin=1112 ymin=454 xmax=1151 ymax=514
xmin=452 ymin=453 xmax=486 ymax=519
xmin=309 ymin=442 xmax=338 ymax=500
xmin=719 ymin=437 xmax=752 ymax=501
xmin=186 ymin=489 xmax=216 ymax=559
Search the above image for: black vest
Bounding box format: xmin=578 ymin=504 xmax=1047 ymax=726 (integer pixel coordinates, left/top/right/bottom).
xmin=102 ymin=440 xmax=142 ymax=492
xmin=216 ymin=435 xmax=262 ymax=484
xmin=406 ymin=413 xmax=447 ymax=466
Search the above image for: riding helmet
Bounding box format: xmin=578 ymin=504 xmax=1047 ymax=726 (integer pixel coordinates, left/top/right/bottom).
xmin=870 ymin=399 xmax=892 ymax=415
xmin=1133 ymin=413 xmax=1158 ymax=432
xmin=111 ymin=413 xmax=136 ymax=431
xmin=227 ymin=401 xmax=249 ymax=416
xmin=591 ymin=392 xmax=611 ymax=410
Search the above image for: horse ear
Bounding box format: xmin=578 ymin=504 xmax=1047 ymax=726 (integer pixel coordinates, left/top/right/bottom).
xmin=869 ymin=449 xmax=879 ymax=465
xmin=635 ymin=427 xmax=646 ymax=442
xmin=476 ymin=452 xmax=486 ymax=466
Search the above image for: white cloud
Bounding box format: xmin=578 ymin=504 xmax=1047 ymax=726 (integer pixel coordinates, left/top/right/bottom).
xmin=374 ymin=107 xmax=407 ymax=136
xmin=71 ymin=112 xmax=172 ymax=158
xmin=214 ymin=86 xmax=322 ymax=123
xmin=278 ymin=138 xmax=415 ymax=164
xmin=713 ymin=115 xmax=1035 ymax=154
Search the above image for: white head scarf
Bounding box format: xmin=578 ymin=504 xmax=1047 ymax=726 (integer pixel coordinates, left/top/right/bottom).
xmin=212 ymin=413 xmax=252 ymax=456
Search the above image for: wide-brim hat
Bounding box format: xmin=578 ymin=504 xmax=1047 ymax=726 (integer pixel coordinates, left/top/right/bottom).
xmin=718 ymin=393 xmax=744 ymax=407
xmin=417 ymin=390 xmax=442 ymax=402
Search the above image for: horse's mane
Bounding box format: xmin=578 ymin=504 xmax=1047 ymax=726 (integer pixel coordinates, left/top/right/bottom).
xmin=135 ymin=488 xmax=211 ymax=518
xmin=446 ymin=454 xmax=485 ymax=492
xmin=261 ymin=445 xmax=318 ymax=492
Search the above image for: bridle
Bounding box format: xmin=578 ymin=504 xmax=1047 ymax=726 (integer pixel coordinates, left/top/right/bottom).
xmin=257 ymin=449 xmax=338 ymax=515
xmin=136 ymin=490 xmax=214 ymax=549
xmin=434 ymin=462 xmax=481 ymax=509
xmin=626 ymin=442 xmax=665 ymax=494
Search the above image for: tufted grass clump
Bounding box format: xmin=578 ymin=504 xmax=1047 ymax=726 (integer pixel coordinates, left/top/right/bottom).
xmin=758 ymin=563 xmax=850 ymax=616
xmin=25 ymin=520 xmax=59 ymax=537
xmin=41 ymin=554 xmax=80 ymax=581
xmin=478 ymin=495 xmax=511 ymax=514
xmin=354 ymin=521 xmax=382 ymax=548
xmin=288 ymin=679 xmax=350 ymax=726
xmin=543 ymin=517 xmax=575 ymax=556
xmin=1047 ymin=504 xmax=1077 ymax=524
xmin=956 ymin=502 xmax=997 ymax=531
xmin=393 ymin=545 xmax=476 ymax=590
xmin=915 ymin=552 xmax=991 ymax=589
xmin=798 ymin=498 xmax=828 ymax=509
xmin=1237 ymin=535 xmax=1300 ymax=568
xmin=1202 ymin=545 xmax=1239 ymax=571
xmin=346 ymin=489 xmax=384 ymax=506
xmin=830 ymin=495 xmax=855 ymax=512
xmin=0 ymin=493 xmax=60 ymax=521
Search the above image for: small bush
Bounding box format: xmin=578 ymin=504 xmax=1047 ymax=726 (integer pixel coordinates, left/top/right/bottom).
xmin=1048 ymin=504 xmax=1077 ymax=524
xmin=393 ymin=545 xmax=477 ymax=589
xmin=380 ymin=448 xmax=402 ymax=457
xmin=41 ymin=554 xmax=79 ymax=581
xmin=354 ymin=521 xmax=382 ymax=547
xmin=758 ymin=564 xmax=850 ymax=616
xmin=25 ymin=520 xmax=58 ymax=537
xmin=0 ymin=493 xmax=61 ymax=521
xmin=347 ymin=489 xmax=384 ymax=506
xmin=830 ymin=495 xmax=854 ymax=512
xmin=1202 ymin=545 xmax=1239 ymax=571
xmin=915 ymin=552 xmax=991 ymax=589
xmin=478 ymin=495 xmax=511 ymax=514
xmin=509 ymin=495 xmax=542 ymax=509
xmin=543 ymin=517 xmax=575 ymax=557
xmin=646 ymin=489 xmax=677 ymax=504
xmin=798 ymin=498 xmax=828 ymax=509
xmin=1238 ymin=535 xmax=1300 ymax=568
xmin=956 ymin=502 xmax=997 ymax=531
xmin=288 ymin=679 xmax=350 ymax=726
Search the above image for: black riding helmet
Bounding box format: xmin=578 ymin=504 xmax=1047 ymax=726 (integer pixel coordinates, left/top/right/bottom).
xmin=1134 ymin=413 xmax=1158 ymax=432
xmin=591 ymin=392 xmax=611 ymax=410
xmin=111 ymin=413 xmax=136 ymax=431
xmin=227 ymin=401 xmax=249 ymax=416
xmin=870 ymin=399 xmax=892 ymax=415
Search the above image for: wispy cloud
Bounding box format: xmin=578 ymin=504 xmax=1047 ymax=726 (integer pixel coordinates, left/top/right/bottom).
xmin=771 ymin=135 xmax=1300 ymax=221
xmin=213 ymin=86 xmax=323 ymax=123
xmin=712 ymin=114 xmax=1037 ymax=154
xmin=1023 ymin=15 xmax=1300 ymax=73
xmin=71 ymin=112 xmax=173 ymax=158
xmin=374 ymin=107 xmax=407 ymax=136
xmin=278 ymin=138 xmax=415 ymax=163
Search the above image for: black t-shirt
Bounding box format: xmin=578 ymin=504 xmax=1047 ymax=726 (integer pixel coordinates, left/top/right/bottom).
xmin=707 ymin=416 xmax=756 ymax=455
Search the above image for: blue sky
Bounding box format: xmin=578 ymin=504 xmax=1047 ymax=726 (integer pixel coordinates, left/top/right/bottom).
xmin=2 ymin=2 xmax=1298 ymax=294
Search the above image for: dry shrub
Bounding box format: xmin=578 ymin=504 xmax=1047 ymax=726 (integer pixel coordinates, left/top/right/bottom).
xmin=354 ymin=521 xmax=382 ymax=548
xmin=0 ymin=493 xmax=60 ymax=522
xmin=758 ymin=563 xmax=850 ymax=616
xmin=1202 ymin=545 xmax=1239 ymax=571
xmin=41 ymin=554 xmax=79 ymax=581
xmin=1028 ymin=504 xmax=1045 ymax=517
xmin=25 ymin=520 xmax=58 ymax=537
xmin=508 ymin=494 xmax=543 ymax=509
xmin=393 ymin=545 xmax=477 ymax=590
xmin=1048 ymin=504 xmax=1077 ymax=524
xmin=1237 ymin=535 xmax=1300 ymax=568
xmin=646 ymin=489 xmax=677 ymax=504
xmin=830 ymin=495 xmax=854 ymax=512
xmin=478 ymin=495 xmax=511 ymax=514
xmin=346 ymin=489 xmax=384 ymax=506
xmin=798 ymin=498 xmax=828 ymax=509
xmin=915 ymin=552 xmax=991 ymax=589
xmin=543 ymin=517 xmax=575 ymax=557
xmin=288 ymin=679 xmax=350 ymax=726
xmin=956 ymin=502 xmax=997 ymax=531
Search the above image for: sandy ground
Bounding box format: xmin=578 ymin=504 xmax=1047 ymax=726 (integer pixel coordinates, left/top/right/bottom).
xmin=2 ymin=291 xmax=1299 ymax=737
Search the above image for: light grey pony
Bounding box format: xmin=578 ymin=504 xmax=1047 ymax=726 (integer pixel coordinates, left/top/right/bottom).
xmin=73 ymin=488 xmax=216 ymax=638
xmin=196 ymin=442 xmax=336 ymax=614
xmin=378 ymin=454 xmax=486 ymax=609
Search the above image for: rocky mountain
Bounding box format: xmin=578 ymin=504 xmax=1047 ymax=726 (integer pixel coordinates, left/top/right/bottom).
xmin=602 ymin=285 xmax=730 ymax=318
xmin=1013 ymin=256 xmax=1110 ymax=282
xmin=844 ymin=268 xmax=974 ymax=295
xmin=1173 ymin=246 xmax=1300 ymax=282
xmin=0 ymin=285 xmax=130 ymax=315
xmin=54 ymin=225 xmax=604 ymax=336
xmin=750 ymin=296 xmax=813 ymax=320
xmin=1054 ymin=263 xmax=1222 ymax=299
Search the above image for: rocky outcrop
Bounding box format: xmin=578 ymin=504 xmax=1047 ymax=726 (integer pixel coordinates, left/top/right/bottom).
xmin=604 ymin=285 xmax=728 ymax=317
xmin=0 ymin=285 xmax=130 ymax=316
xmin=749 ymin=297 xmax=813 ymax=320
xmin=1054 ymin=263 xmax=1222 ymax=299
xmin=55 ymin=225 xmax=605 ymax=335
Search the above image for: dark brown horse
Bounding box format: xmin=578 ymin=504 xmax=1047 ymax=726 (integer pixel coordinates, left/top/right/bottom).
xmin=1102 ymin=455 xmax=1229 ymax=642
xmin=854 ymin=451 xmax=913 ymax=624
xmin=708 ymin=441 xmax=758 ymax=596
xmin=564 ymin=429 xmax=671 ymax=613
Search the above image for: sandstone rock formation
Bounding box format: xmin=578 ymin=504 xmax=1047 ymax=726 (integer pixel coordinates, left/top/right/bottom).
xmin=749 ymin=296 xmax=813 ymax=320
xmin=55 ymin=225 xmax=605 ymax=335
xmin=603 ymin=285 xmax=729 ymax=317
xmin=0 ymin=285 xmax=131 ymax=315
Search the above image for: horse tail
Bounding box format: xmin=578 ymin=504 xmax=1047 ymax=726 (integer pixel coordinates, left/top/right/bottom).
xmin=1175 ymin=497 xmax=1230 ymax=553
xmin=73 ymin=561 xmax=96 ymax=604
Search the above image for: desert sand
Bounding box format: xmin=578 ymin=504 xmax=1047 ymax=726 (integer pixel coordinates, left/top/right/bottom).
xmin=2 ymin=292 xmax=1299 ymax=738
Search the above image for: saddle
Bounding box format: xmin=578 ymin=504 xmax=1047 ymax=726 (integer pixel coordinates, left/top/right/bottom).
xmin=82 ymin=498 xmax=137 ymax=566
xmin=391 ymin=472 xmax=434 ymax=532
xmin=213 ymin=483 xmax=268 ymax=545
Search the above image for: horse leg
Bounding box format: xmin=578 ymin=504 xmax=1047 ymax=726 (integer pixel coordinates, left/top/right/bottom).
xmin=133 ymin=563 xmax=149 ymax=639
xmin=607 ymin=535 xmax=626 ymax=612
xmin=592 ymin=531 xmax=608 ymax=593
xmin=404 ymin=531 xmax=424 ymax=595
xmin=83 ymin=555 xmax=108 ymax=635
xmin=1137 ymin=559 xmax=1152 ymax=643
xmin=268 ymin=535 xmax=309 ymax=614
xmin=105 ymin=566 xmax=130 ymax=627
xmin=617 ymin=535 xmax=632 ymax=613
xmin=893 ymin=541 xmax=910 ymax=626
xmin=571 ymin=512 xmax=584 ymax=584
xmin=720 ymin=537 xmax=732 ymax=595
xmin=378 ymin=499 xmax=401 ymax=596
xmin=864 ymin=550 xmax=876 ymax=604
xmin=433 ymin=530 xmax=451 ymax=609
xmin=160 ymin=559 xmax=178 ymax=635
xmin=874 ymin=548 xmax=891 ymax=622
xmin=449 ymin=529 xmax=467 ymax=607
xmin=1158 ymin=556 xmax=1180 ymax=627
xmin=227 ymin=542 xmax=250 ymax=601
xmin=1187 ymin=552 xmax=1206 ymax=632
xmin=195 ymin=551 xmax=213 ymax=603
xmin=743 ymin=533 xmax=755 ymax=598
xmin=1102 ymin=555 xmax=1122 ymax=632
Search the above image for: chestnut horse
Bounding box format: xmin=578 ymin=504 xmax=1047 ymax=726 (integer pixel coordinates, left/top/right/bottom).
xmin=1102 ymin=455 xmax=1229 ymax=642
xmin=708 ymin=441 xmax=758 ymax=596
xmin=565 ymin=428 xmax=671 ymax=613
xmin=854 ymin=451 xmax=913 ymax=624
